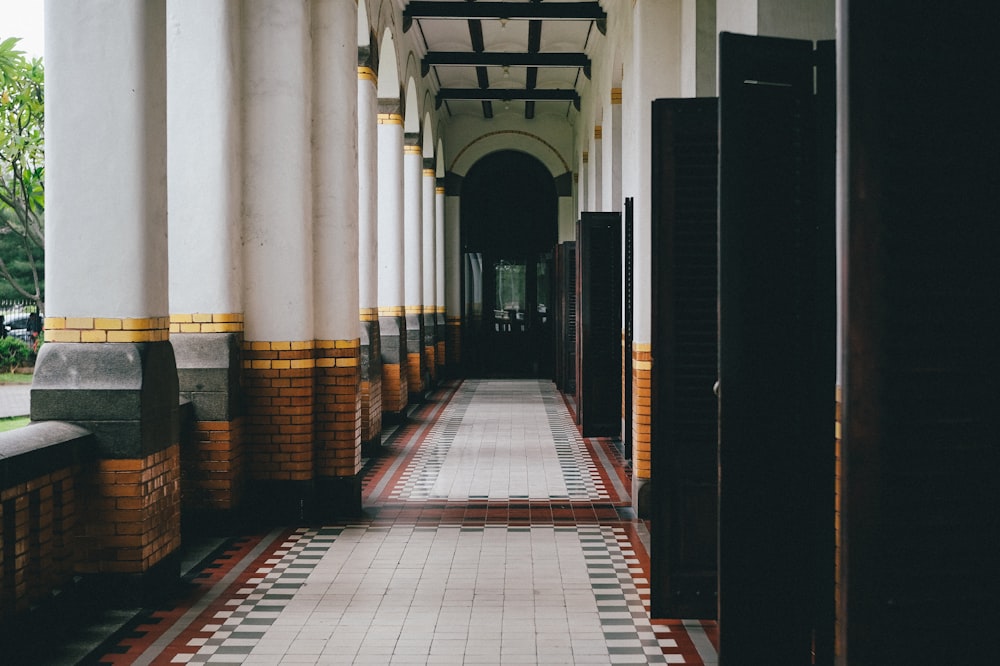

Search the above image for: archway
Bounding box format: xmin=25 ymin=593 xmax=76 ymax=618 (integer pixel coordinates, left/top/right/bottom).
xmin=460 ymin=150 xmax=558 ymax=377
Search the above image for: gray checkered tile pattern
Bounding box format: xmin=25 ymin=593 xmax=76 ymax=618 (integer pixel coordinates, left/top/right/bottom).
xmin=389 ymin=380 xmax=609 ymax=502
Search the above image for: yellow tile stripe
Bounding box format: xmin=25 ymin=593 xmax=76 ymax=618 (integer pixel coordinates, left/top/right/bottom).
xmin=404 ymin=145 xmax=422 ymax=155
xmin=447 ymin=317 xmax=462 ymax=326
xmin=359 ymin=307 xmax=379 ymax=321
xmin=378 ymin=113 xmax=402 ymax=125
xmin=423 ymin=168 xmax=435 ymax=177
xmin=423 ymin=306 xmax=437 ymax=315
xmin=404 ymin=305 xmax=424 ymax=315
xmin=594 ymin=125 xmax=603 ymax=139
xmin=244 ymin=340 xmax=315 ymax=351
xmin=379 ymin=306 xmax=405 ymax=317
xmin=435 ymin=186 xmax=445 ymax=194
xmin=358 ymin=66 xmax=377 ymax=83
xmin=436 ymin=306 xmax=447 ymax=314
xmin=633 ymin=342 xmax=652 ymax=352
xmin=611 ymin=87 xmax=623 ymax=104
xmin=45 ymin=316 xmax=171 ymax=343
xmin=170 ymin=313 xmax=245 ymax=334
xmin=582 ymin=151 xmax=589 ymax=162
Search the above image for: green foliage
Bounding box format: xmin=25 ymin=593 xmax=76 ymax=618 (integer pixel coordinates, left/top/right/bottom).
xmin=0 ymin=335 xmax=30 ymax=372
xmin=0 ymin=37 xmax=44 ymax=309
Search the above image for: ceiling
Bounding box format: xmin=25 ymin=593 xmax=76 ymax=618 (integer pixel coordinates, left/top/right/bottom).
xmin=403 ymin=1 xmax=606 ymax=120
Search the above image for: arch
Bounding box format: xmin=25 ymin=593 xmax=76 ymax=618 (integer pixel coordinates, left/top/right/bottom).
xmin=403 ymin=77 xmax=420 ymax=133
xmin=459 ymin=151 xmax=558 ymax=377
xmin=376 ymin=27 xmax=399 ymax=99
xmin=422 ymin=111 xmax=435 ymax=158
xmin=357 ymin=0 xmax=370 ymax=47
xmin=449 ymin=130 xmax=570 ymax=179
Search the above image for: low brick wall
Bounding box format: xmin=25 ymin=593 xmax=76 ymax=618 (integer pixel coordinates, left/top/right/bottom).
xmin=0 ymin=422 xmax=93 ymax=622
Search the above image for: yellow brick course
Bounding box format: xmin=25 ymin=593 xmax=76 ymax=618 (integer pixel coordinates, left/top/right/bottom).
xmin=46 ymin=316 xmax=171 ymax=343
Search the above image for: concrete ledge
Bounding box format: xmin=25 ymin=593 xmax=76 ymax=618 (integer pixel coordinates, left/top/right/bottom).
xmin=0 ymin=421 xmax=94 ymax=490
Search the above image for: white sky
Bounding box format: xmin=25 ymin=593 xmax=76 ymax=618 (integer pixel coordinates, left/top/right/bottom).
xmin=0 ymin=1 xmax=45 ymax=59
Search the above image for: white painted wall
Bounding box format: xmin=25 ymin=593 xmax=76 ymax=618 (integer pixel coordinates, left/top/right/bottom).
xmin=167 ymin=0 xmax=243 ymax=317
xmin=46 ymin=0 xmax=169 ymax=319
xmin=241 ymin=0 xmax=313 ymax=342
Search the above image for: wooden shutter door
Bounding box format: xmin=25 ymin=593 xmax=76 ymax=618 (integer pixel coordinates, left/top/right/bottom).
xmin=649 ymin=97 xmax=720 ymax=621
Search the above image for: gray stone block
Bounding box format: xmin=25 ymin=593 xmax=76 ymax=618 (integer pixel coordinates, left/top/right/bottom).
xmin=30 ymin=341 xmax=179 ymax=459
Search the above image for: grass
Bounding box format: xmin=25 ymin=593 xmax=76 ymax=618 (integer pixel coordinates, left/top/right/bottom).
xmin=0 ymin=371 xmax=32 ymax=384
xmin=0 ymin=416 xmax=29 ymax=432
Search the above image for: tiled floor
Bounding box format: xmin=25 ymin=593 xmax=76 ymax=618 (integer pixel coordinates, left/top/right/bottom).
xmin=90 ymin=379 xmax=719 ymax=665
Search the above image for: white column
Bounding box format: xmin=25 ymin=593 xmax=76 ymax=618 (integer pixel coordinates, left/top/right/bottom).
xmin=435 ymin=185 xmax=446 ymax=314
xmin=377 ymin=114 xmax=404 ymax=312
xmin=403 ymin=144 xmax=424 ymax=312
xmin=46 ymin=0 xmax=168 ymax=323
xmin=167 ymin=0 xmax=242 ymax=318
xmin=358 ymin=68 xmax=378 ymax=317
xmin=312 ymin=0 xmax=359 ymax=341
xmin=422 ymin=166 xmax=436 ymax=315
xmin=242 ymin=0 xmax=313 ymax=343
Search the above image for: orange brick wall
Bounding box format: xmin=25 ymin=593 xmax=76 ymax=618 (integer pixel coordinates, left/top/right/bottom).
xmin=1 ymin=467 xmax=78 ymax=619
xmin=315 ymin=340 xmax=362 ymax=478
xmin=78 ymin=445 xmax=181 ymax=575
xmin=632 ymin=345 xmax=653 ymax=479
xmin=436 ymin=339 xmax=446 ymax=375
xmin=446 ymin=317 xmax=461 ymax=366
xmin=425 ymin=344 xmax=437 ymax=382
xmin=181 ymin=418 xmax=244 ymax=512
xmin=361 ymin=373 xmax=383 ymax=448
xmin=242 ymin=341 xmax=316 ymax=482
xmin=407 ymin=351 xmax=424 ymax=394
xmin=382 ymin=361 xmax=409 ymax=415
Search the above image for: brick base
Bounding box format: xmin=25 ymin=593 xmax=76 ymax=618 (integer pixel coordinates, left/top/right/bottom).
xmin=181 ymin=418 xmax=244 ymax=514
xmin=361 ymin=375 xmax=383 ymax=456
xmin=382 ymin=362 xmax=409 ymax=418
xmin=315 ymin=341 xmax=362 ymax=479
xmin=424 ymin=345 xmax=436 ymax=382
xmin=446 ymin=317 xmax=461 ymax=367
xmin=242 ymin=342 xmax=315 ymax=483
xmin=78 ymin=444 xmax=182 ymax=576
xmin=407 ymin=352 xmax=424 ymax=395
xmin=632 ymin=345 xmax=652 ymax=517
xmin=436 ymin=339 xmax=446 ymax=377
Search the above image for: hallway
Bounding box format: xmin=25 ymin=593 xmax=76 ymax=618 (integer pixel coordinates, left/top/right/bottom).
xmin=87 ymin=380 xmax=718 ymax=665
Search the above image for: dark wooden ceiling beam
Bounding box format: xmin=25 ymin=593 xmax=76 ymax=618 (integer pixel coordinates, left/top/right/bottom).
xmin=527 ymin=20 xmax=542 ymax=53
xmin=436 ymin=87 xmax=581 ymax=109
xmin=422 ymin=51 xmax=591 ymax=76
xmin=404 ymin=2 xmax=607 ymax=26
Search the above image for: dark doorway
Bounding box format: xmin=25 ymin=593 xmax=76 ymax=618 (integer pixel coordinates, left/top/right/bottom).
xmin=461 ymin=151 xmax=558 ymax=378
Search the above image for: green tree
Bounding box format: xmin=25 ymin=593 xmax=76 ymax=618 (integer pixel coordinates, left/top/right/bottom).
xmin=0 ymin=37 xmax=44 ymax=309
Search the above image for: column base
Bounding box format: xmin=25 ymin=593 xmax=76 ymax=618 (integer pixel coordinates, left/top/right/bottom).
xmin=633 ymin=476 xmax=652 ymax=519
xmin=85 ymin=548 xmax=182 ymax=609
xmin=314 ymin=474 xmax=363 ymax=521
xmin=243 ymin=480 xmax=313 ymax=524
